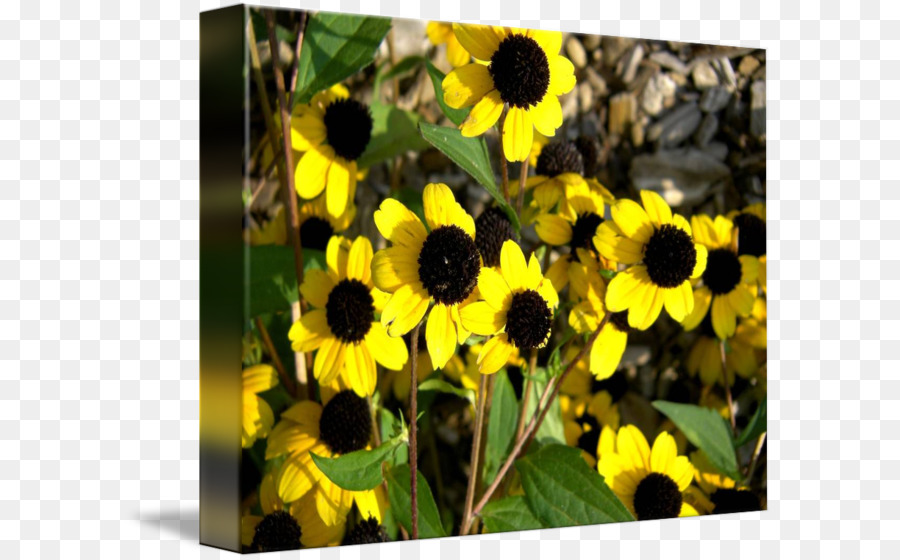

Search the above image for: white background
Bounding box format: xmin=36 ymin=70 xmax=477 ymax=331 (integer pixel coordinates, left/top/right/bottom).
xmin=1 ymin=0 xmax=897 ymax=558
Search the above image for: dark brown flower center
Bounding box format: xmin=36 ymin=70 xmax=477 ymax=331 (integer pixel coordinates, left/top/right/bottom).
xmin=299 ymin=216 xmax=334 ymax=251
xmin=570 ymin=212 xmax=604 ymax=254
xmin=536 ymin=141 xmax=584 ymax=178
xmin=319 ymin=390 xmax=372 ymax=455
xmin=732 ymin=213 xmax=766 ymax=257
xmin=711 ymin=488 xmax=761 ymax=514
xmin=644 ymin=224 xmax=697 ymax=288
xmin=323 ymin=98 xmax=372 ymax=161
xmin=489 ymin=34 xmax=550 ymax=109
xmin=326 ymin=279 xmax=374 ymax=343
xmin=418 ymin=225 xmax=480 ymax=305
xmin=506 ymin=289 xmax=552 ymax=349
xmin=249 ymin=511 xmax=302 ymax=552
xmin=633 ymin=472 xmax=682 ymax=520
xmin=475 ymin=207 xmax=518 ymax=268
xmin=342 ymin=517 xmax=390 ymax=545
xmin=574 ymin=134 xmax=601 ymax=176
xmin=703 ymin=248 xmax=742 ymax=295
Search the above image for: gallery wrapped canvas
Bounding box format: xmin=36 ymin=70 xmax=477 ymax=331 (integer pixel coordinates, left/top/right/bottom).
xmin=200 ymin=4 xmax=766 ymax=553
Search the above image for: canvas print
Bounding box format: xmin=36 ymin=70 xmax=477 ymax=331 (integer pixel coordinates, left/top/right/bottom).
xmin=200 ymin=4 xmax=766 ymax=553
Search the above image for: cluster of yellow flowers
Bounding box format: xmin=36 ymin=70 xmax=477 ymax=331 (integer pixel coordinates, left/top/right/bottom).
xmin=241 ymin=20 xmax=766 ymax=550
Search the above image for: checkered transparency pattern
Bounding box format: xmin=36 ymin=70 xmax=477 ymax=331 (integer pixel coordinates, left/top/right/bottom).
xmin=0 ymin=0 xmax=896 ymax=558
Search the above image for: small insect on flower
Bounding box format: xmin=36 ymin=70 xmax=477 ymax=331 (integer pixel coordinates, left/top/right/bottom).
xmin=442 ymin=25 xmax=576 ymax=162
xmin=460 ymin=240 xmax=559 ymax=374
xmin=372 ymin=183 xmax=482 ymax=369
xmin=292 ymin=84 xmax=373 ymax=218
xmin=289 ymin=236 xmax=408 ymax=397
xmin=594 ymin=190 xmax=708 ymax=330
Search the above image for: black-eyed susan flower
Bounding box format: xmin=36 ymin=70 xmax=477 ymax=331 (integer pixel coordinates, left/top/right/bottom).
xmin=729 ymin=203 xmax=766 ymax=293
xmin=372 ymin=183 xmax=481 ymax=369
xmin=597 ymin=425 xmax=699 ymax=520
xmin=520 ymin=140 xmax=615 ymax=211
xmin=242 ymin=472 xmax=345 ymax=550
xmin=297 ymin=195 xmax=357 ymax=251
xmin=680 ymin=214 xmax=758 ymax=340
xmin=268 ymin=385 xmax=388 ymax=526
xmin=342 ymin=517 xmax=390 ymax=545
xmin=685 ymin=450 xmax=761 ymax=515
xmin=442 ymin=25 xmax=576 ymax=162
xmin=242 ymin=364 xmax=277 ymax=448
xmin=536 ymin=179 xmax=615 ymax=261
xmin=289 ymin=236 xmax=408 ymax=397
xmin=460 ymin=240 xmax=558 ymax=373
xmin=474 ymin=206 xmax=518 ymax=268
xmin=426 ymin=22 xmax=470 ymax=67
xmin=292 ymin=84 xmax=373 ymax=218
xmin=594 ymin=190 xmax=707 ymax=330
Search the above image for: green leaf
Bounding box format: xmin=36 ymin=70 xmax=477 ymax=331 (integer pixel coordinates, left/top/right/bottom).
xmin=357 ymin=102 xmax=430 ymax=169
xmin=483 ymin=370 xmax=518 ymax=485
xmin=293 ymin=13 xmax=392 ymax=105
xmin=424 ymin=61 xmax=468 ymax=126
xmin=374 ymin=55 xmax=425 ymax=94
xmin=480 ymin=495 xmax=544 ymax=533
xmin=250 ymin=9 xmax=297 ymax=44
xmin=524 ymin=367 xmax=565 ymax=445
xmin=384 ymin=464 xmax=447 ymax=538
xmin=599 ymin=268 xmax=617 ymax=280
xmin=246 ymin=245 xmax=295 ymax=316
xmin=516 ymin=444 xmax=634 ymax=527
xmin=418 ymin=122 xmax=520 ymax=232
xmin=310 ymin=433 xmax=406 ymax=491
xmin=734 ymin=399 xmax=766 ymax=449
xmin=418 ymin=378 xmax=475 ymax=405
xmin=652 ymin=400 xmax=742 ymax=480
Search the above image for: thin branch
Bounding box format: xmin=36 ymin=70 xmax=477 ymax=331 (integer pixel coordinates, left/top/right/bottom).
xmin=460 ymin=372 xmax=490 ymax=535
xmin=254 ymin=317 xmax=295 ymax=398
xmin=408 ymin=321 xmax=422 ymax=540
xmin=515 ymin=158 xmax=529 ymax=217
xmin=286 ymin=11 xmax=309 ymax=109
xmin=719 ymin=339 xmax=737 ymax=435
xmin=465 ymin=314 xmax=609 ymax=533
xmin=744 ymin=432 xmax=767 ymax=486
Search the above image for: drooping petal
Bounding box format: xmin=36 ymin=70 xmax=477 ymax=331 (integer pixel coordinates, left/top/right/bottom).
xmin=605 ymin=266 xmax=651 ymax=313
xmin=711 ymin=294 xmax=736 ymax=340
xmin=529 ymin=95 xmax=563 ymax=136
xmin=314 ymin=337 xmax=346 ymax=385
xmin=381 ymin=283 xmax=430 ymax=337
xmin=477 ymin=333 xmax=514 ymax=374
xmin=288 ymin=309 xmax=331 ymax=352
xmin=548 ymin=55 xmax=576 ymax=95
xmin=295 ymin=145 xmax=333 ymax=200
xmin=426 ymin=304 xmax=457 ymax=369
xmin=442 ymin=63 xmax=494 ymax=109
xmin=739 ymin=255 xmax=759 ymax=284
xmin=589 ymin=325 xmax=627 ymax=380
xmin=460 ymin=89 xmax=503 ymax=137
xmin=692 ymin=244 xmax=708 ymax=278
xmin=451 ymin=23 xmax=504 ymax=61
xmin=477 ymin=266 xmax=512 ymax=310
xmin=446 ymin=35 xmax=471 ymax=67
xmin=535 ymin=213 xmax=573 ymax=246
xmin=502 ymin=106 xmax=534 ymax=163
xmin=628 ymin=283 xmax=665 ymax=330
xmin=325 ymin=157 xmax=355 ymax=218
xmin=459 ymin=301 xmax=505 ymax=336
xmin=344 ymin=341 xmax=377 ymax=397
xmin=681 ymin=286 xmax=712 ymax=331
xmin=371 ymin=246 xmax=420 ymax=292
xmin=364 ymin=322 xmax=409 ymax=371
xmin=664 ymin=281 xmax=694 ymax=323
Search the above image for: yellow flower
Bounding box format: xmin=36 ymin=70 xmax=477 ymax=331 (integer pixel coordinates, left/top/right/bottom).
xmin=594 ymin=190 xmax=707 ymax=330
xmin=372 ymin=183 xmax=481 ymax=369
xmin=242 ymin=472 xmax=345 ymax=550
xmin=597 ymin=425 xmax=698 ymax=520
xmin=680 ymin=214 xmax=759 ymax=340
xmin=728 ymin=203 xmax=766 ymax=258
xmin=426 ymin=22 xmax=470 ymax=67
xmin=685 ymin=312 xmax=767 ymax=387
xmin=288 ymin=236 xmax=408 ymax=397
xmin=267 ymin=388 xmax=388 ymax=527
xmin=684 ymin=450 xmax=761 ymax=515
xmin=460 ymin=240 xmax=558 ymax=373
xmin=535 ymin=179 xmax=614 ymax=257
xmin=291 ymin=84 xmax=372 ymax=218
xmin=442 ymin=25 xmax=576 ymax=162
xmin=242 ymin=364 xmax=277 ymax=448
xmin=518 ymin=140 xmax=613 ymax=211
xmin=297 ymin=194 xmax=357 ymax=251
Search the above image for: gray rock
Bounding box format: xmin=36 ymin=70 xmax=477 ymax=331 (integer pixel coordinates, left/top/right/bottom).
xmin=738 ymin=55 xmax=760 ymax=76
xmin=582 ymin=34 xmax=601 ymax=52
xmin=646 ymin=102 xmax=702 ymax=147
xmin=602 ymin=36 xmax=635 ymax=67
xmin=630 ymin=148 xmax=731 ymax=206
xmin=618 ymin=44 xmax=645 ymax=84
xmin=691 ymin=61 xmax=718 ymax=89
xmin=750 ymin=80 xmax=766 ymax=140
xmin=649 ymin=51 xmax=689 ymax=75
xmin=640 ymin=72 xmax=676 ymax=116
xmin=705 ymin=142 xmax=729 ymax=161
xmin=699 ymin=86 xmax=732 ymax=113
xmin=712 ymin=57 xmax=737 ymax=89
xmin=565 ymin=36 xmax=588 ymax=69
xmin=693 ymin=113 xmax=719 ymax=147
xmin=584 ymin=66 xmax=608 ymax=98
xmin=608 ymin=92 xmax=637 ymax=138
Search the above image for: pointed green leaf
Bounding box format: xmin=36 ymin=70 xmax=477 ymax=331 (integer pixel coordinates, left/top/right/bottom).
xmin=652 ymin=400 xmax=742 ymax=480
xmin=246 ymin=246 xmax=325 ymax=317
xmin=524 ymin=367 xmax=565 ymax=445
xmin=734 ymin=399 xmax=766 ymax=449
xmin=425 ymin=60 xmax=468 ymax=126
xmin=384 ymin=464 xmax=447 ymax=538
xmin=516 ymin=444 xmax=634 ymax=527
xmin=357 ymin=102 xmax=430 ymax=169
xmin=310 ymin=434 xmax=405 ymax=491
xmin=418 ymin=378 xmax=475 ymax=405
xmin=293 ymin=13 xmax=392 ymax=105
xmin=480 ymin=495 xmax=544 ymax=533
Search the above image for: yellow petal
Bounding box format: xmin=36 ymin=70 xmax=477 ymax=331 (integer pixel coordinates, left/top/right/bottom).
xmin=537 ymin=279 xmax=559 ymax=310
xmin=423 ymin=182 xmax=475 ymax=236
xmin=664 ymin=281 xmax=694 ymax=323
xmin=290 ymin=110 xmax=327 ymax=152
xmin=346 ymin=236 xmax=373 ymax=284
xmin=681 ymin=286 xmax=712 ymax=331
xmin=477 ymin=333 xmax=514 ymax=374
xmin=500 ymin=239 xmax=528 ymax=291
xmin=442 ymin=63 xmax=494 ymax=109
xmin=692 ymin=244 xmax=708 ymax=278
xmin=673 ymin=213 xmax=692 ymax=237
xmin=426 ymin=304 xmax=457 ymax=369
xmin=277 ymin=450 xmax=323 ymax=503
xmin=352 ymin=488 xmax=386 ymax=523
xmin=605 ymin=266 xmax=650 ymax=313
xmin=314 ymin=337 xmax=346 ymax=385
xmin=381 ymin=283 xmax=430 ymax=337
xmin=288 ymin=309 xmax=330 ymax=352
xmin=345 ymin=341 xmax=377 ymax=397
xmin=477 ymin=266 xmax=512 ymax=310
xmin=295 ymin=145 xmax=333 ymax=200
xmin=711 ymin=295 xmax=736 ymax=340
xmin=326 ymin=157 xmax=355 ymax=218
xmin=530 ymin=95 xmax=563 ymax=136
xmin=729 ymin=283 xmax=756 ymax=317
xmin=526 ymin=253 xmax=543 ymax=290
xmin=371 ymin=246 xmax=420 ymax=292
xmin=612 ymin=199 xmax=655 ymax=244
xmin=459 ymin=301 xmax=505 ymax=336
xmin=590 ymin=325 xmax=627 ymax=380
xmin=690 ymin=214 xmax=718 ymax=248
xmin=629 ymin=283 xmax=666 ymax=331
xmin=325 ymin=235 xmax=350 ymax=280
xmin=374 ymin=198 xmax=427 ymax=248
xmin=460 ymin=89 xmax=503 ymax=137
xmin=548 ymin=55 xmax=576 ymax=95
xmin=535 ymin=213 xmax=573 ymax=246
xmin=300 ymin=269 xmax=335 ymax=308
xmin=649 ymin=432 xmax=677 ymax=474
xmin=502 ymin=106 xmax=534 ymax=163
xmin=315 ymin=479 xmax=353 ymax=526
xmin=242 ymin=364 xmax=278 ymax=394
xmin=527 ymin=28 xmax=562 ymax=58
xmin=640 ymin=190 xmax=673 ymax=228
xmin=594 ymin=223 xmax=643 ymax=264
xmin=365 ymin=322 xmax=409 ymax=370
xmin=713 ymin=215 xmax=734 ymax=247
xmin=451 ymin=23 xmax=504 ymax=61
xmin=426 ymin=21 xmax=451 ymax=44
xmin=616 ymin=425 xmax=651 ymax=472
xmin=545 ymin=254 xmax=570 ymax=293
xmin=739 ymin=255 xmax=759 ymax=284
xmin=446 ymin=35 xmax=471 ymax=67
